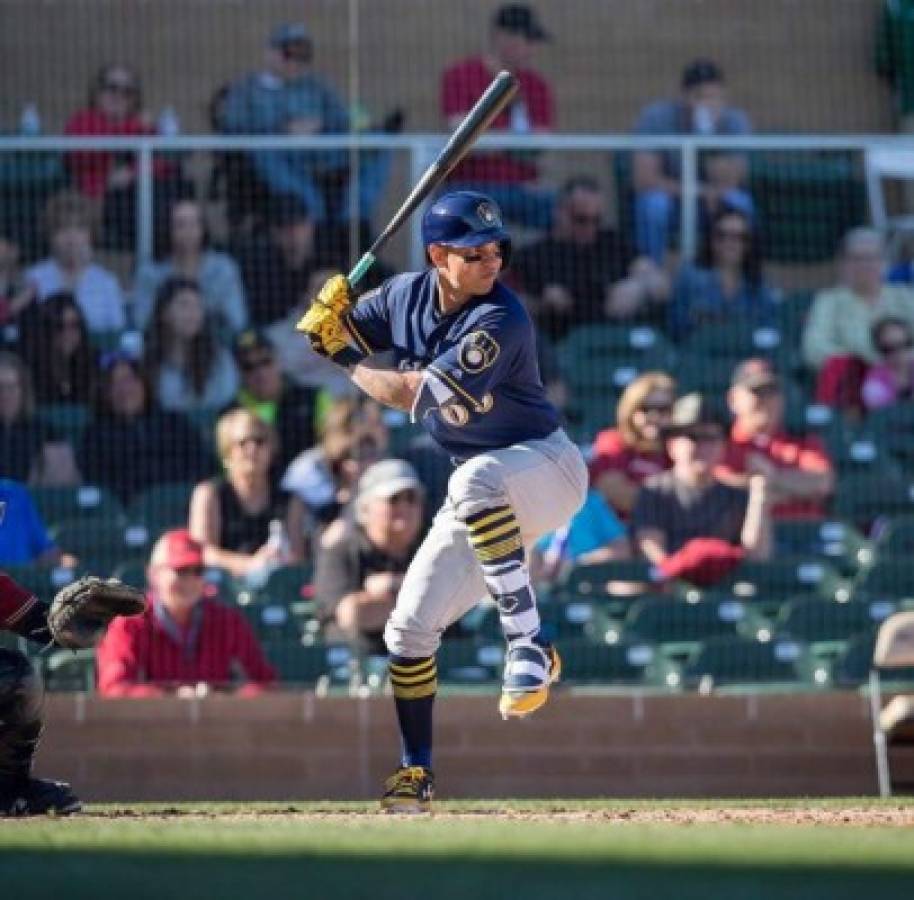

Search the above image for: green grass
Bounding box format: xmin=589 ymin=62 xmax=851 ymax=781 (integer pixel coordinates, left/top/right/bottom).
xmin=2 ymin=800 xmax=914 ymax=900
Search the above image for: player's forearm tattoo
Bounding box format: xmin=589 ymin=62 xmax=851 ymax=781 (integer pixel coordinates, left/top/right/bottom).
xmin=350 ymin=363 xmax=423 ymax=412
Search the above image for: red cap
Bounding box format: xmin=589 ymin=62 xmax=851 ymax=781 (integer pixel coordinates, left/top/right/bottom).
xmin=152 ymin=529 xmax=203 ymax=569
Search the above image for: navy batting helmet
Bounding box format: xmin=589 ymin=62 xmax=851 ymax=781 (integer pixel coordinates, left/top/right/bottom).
xmin=421 ymin=191 xmax=511 ymax=265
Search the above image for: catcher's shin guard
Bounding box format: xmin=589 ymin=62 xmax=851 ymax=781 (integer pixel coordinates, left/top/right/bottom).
xmin=0 ymin=649 xmax=44 ymax=781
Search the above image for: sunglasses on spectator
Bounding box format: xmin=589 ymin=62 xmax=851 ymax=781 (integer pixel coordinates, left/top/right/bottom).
xmin=104 ymin=81 xmax=137 ymax=95
xmin=173 ymin=566 xmax=204 ymax=577
xmin=571 ymin=212 xmax=601 ymax=226
xmin=384 ymin=489 xmax=421 ymax=505
xmin=241 ymin=354 xmax=275 ymax=373
xmin=641 ymin=401 xmax=672 ymax=414
xmin=55 ymin=315 xmax=82 ymax=331
xmin=878 ymin=339 xmax=914 ymax=354
xmin=683 ymin=428 xmax=723 ymax=443
xmin=714 ymin=227 xmax=749 ymax=242
xmin=449 ymin=248 xmax=503 ymax=264
xmin=234 ymin=434 xmax=269 ymax=449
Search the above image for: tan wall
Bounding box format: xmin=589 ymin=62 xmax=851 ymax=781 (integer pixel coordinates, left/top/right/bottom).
xmin=35 ymin=691 xmax=912 ymax=801
xmin=0 ymin=0 xmax=893 ymax=135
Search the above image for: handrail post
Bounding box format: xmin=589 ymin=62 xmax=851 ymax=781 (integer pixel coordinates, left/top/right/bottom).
xmin=136 ymin=142 xmax=154 ymax=267
xmin=681 ymin=140 xmax=698 ymax=261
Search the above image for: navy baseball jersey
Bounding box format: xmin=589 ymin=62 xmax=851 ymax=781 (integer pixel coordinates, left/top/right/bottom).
xmin=347 ymin=270 xmax=561 ymax=459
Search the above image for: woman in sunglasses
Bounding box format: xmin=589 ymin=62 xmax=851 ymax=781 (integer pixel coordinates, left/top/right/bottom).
xmin=668 ymin=205 xmax=779 ymax=341
xmin=21 ymin=291 xmax=97 ymax=404
xmin=590 ymin=372 xmax=676 ymax=517
xmin=189 ymin=408 xmax=306 ymax=578
xmin=862 ymin=316 xmax=914 ymax=411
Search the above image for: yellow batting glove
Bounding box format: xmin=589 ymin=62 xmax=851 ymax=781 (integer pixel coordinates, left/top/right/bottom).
xmin=296 ymin=274 xmax=353 ymax=336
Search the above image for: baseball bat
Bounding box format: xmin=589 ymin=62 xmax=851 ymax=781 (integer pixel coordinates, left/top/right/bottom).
xmin=347 ymin=70 xmax=519 ymax=287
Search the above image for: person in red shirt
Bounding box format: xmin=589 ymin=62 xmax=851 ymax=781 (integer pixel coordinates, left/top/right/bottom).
xmin=440 ymin=4 xmax=555 ymax=229
xmin=590 ymin=372 xmax=676 ymax=517
xmin=717 ymin=358 xmax=834 ymax=520
xmin=96 ymin=529 xmax=276 ymax=697
xmin=64 ymin=63 xmax=180 ymax=250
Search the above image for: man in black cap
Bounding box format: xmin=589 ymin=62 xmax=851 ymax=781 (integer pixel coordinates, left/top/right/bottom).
xmin=631 ymin=58 xmax=754 ymax=263
xmin=440 ymin=3 xmax=556 ymax=229
xmin=631 ymin=392 xmax=771 ymax=585
xmin=222 ymin=327 xmax=320 ymax=472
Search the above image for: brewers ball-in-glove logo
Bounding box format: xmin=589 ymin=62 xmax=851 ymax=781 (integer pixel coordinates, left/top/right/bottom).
xmin=476 ymin=201 xmax=502 ymax=228
xmin=440 ymin=401 xmax=470 ymax=427
xmin=459 ymin=330 xmax=499 ymax=373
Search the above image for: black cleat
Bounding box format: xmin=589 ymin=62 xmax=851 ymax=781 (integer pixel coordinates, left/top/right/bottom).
xmin=0 ymin=777 xmax=82 ymax=817
xmin=380 ymin=766 xmax=435 ymax=814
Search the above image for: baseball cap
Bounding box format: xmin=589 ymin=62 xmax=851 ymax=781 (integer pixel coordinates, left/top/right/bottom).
xmin=493 ymin=4 xmax=550 ymax=41
xmin=357 ymin=459 xmax=423 ymax=503
xmin=731 ymin=358 xmax=781 ymax=391
xmin=269 ymin=22 xmax=311 ymax=48
xmin=152 ymin=529 xmax=203 ymax=570
xmin=682 ymin=58 xmax=724 ymax=90
xmin=663 ymin=393 xmax=725 ymax=438
xmin=232 ymin=328 xmax=274 ymax=364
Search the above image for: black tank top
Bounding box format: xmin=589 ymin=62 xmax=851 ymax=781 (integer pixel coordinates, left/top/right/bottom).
xmin=215 ymin=477 xmax=287 ymax=554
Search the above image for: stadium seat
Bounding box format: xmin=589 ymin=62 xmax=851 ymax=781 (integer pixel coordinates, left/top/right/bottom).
xmin=773 ymin=519 xmax=874 ymax=576
xmin=867 ymin=404 xmax=914 ymax=474
xmin=437 ymin=638 xmax=502 ymax=684
xmin=269 ymin=641 xmax=353 ymax=686
xmin=831 ymin=472 xmax=914 ymax=528
xmin=237 ymin=563 xmax=314 ymax=607
xmin=873 ymin=514 xmax=914 ymax=556
xmin=41 ymin=648 xmax=96 ymax=692
xmin=2 ymin=563 xmax=85 ymax=605
xmin=854 ymin=560 xmax=914 ymax=599
xmin=826 ymin=430 xmax=903 ymax=478
xmin=125 ymin=482 xmax=195 ymax=535
xmin=682 ymin=320 xmax=789 ymax=364
xmin=682 ymin=636 xmax=811 ymax=690
xmin=616 ymin=595 xmax=760 ymax=661
xmin=774 ymin=596 xmax=898 ymax=658
xmin=724 ymin=558 xmax=847 ymax=607
xmin=38 ymin=403 xmax=90 ymax=446
xmin=558 ymin=638 xmax=680 ymax=688
xmin=50 ymin=520 xmax=150 ymax=571
xmin=32 ymin=484 xmax=125 ymax=528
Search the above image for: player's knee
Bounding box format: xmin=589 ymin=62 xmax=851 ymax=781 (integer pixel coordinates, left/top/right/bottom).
xmin=384 ymin=613 xmax=441 ymax=659
xmin=448 ymin=456 xmax=509 ymax=522
xmin=0 ymin=648 xmax=43 ymax=727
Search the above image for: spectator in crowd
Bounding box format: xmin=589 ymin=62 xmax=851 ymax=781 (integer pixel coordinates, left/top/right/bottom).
xmin=632 ymin=393 xmax=771 ymax=586
xmin=803 ymin=228 xmax=914 ymax=411
xmin=861 ymin=316 xmax=914 ymax=410
xmin=218 ymin=22 xmax=388 ymax=230
xmin=21 ymin=292 xmax=97 ymax=404
xmin=235 ymin=195 xmax=331 ymax=328
xmin=876 ymin=0 xmax=914 ymax=134
xmin=631 ymin=59 xmax=753 ymax=264
xmin=24 ymin=192 xmax=125 ymax=333
xmin=64 ymin=63 xmax=182 ymax=251
xmin=0 ymin=351 xmax=80 ymax=486
xmin=0 ymin=222 xmax=30 ymax=329
xmin=511 ymin=176 xmax=669 ymax=339
xmin=717 ymin=358 xmax=834 ymax=519
xmin=314 ymin=459 xmax=424 ymax=654
xmin=668 ymin=205 xmax=778 ymax=342
xmin=0 ymin=479 xmax=63 ymax=567
xmin=283 ymin=397 xmax=387 ymax=529
xmin=76 ymin=353 xmax=215 ymax=503
xmin=63 ymin=63 xmax=185 ymax=251
xmin=222 ymin=328 xmax=320 ymax=472
xmin=96 ymin=528 xmax=276 ymax=697
xmin=264 ymin=266 xmax=355 ymax=395
xmin=589 ymin=372 xmax=676 ymax=517
xmin=530 ymin=489 xmax=630 ymax=584
xmin=440 ymin=3 xmax=555 ymax=229
xmin=189 ymin=409 xmax=306 ymax=579
xmin=132 ymin=198 xmax=247 ymax=335
xmin=143 ymin=277 xmax=239 ymax=412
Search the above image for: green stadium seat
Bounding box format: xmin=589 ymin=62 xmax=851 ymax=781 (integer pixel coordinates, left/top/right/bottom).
xmin=236 ymin=563 xmax=314 ymax=608
xmin=437 ymin=638 xmax=502 ymax=684
xmin=682 ymin=320 xmax=789 ymax=363
xmin=725 ymin=557 xmax=847 ymax=605
xmin=2 ymin=564 xmax=85 ymax=603
xmin=830 ymin=630 xmax=914 ymax=688
xmin=618 ymin=595 xmax=759 ymax=661
xmin=50 ymin=520 xmax=150 ymax=570
xmin=773 ymin=519 xmax=874 ymax=576
xmin=826 ymin=430 xmax=903 ymax=478
xmin=125 ymin=482 xmax=195 ymax=535
xmin=269 ymin=641 xmax=353 ymax=686
xmin=237 ymin=602 xmax=301 ymax=640
xmin=38 ymin=403 xmax=90 ymax=445
xmin=32 ymin=484 xmax=125 ymax=528
xmin=111 ymin=560 xmax=147 ymax=590
xmin=559 ymin=638 xmax=680 ymax=688
xmin=831 ymin=472 xmax=914 ymax=528
xmin=42 ymin=648 xmax=96 ymax=692
xmin=874 ymin=514 xmax=914 ymax=556
xmin=867 ymin=404 xmax=914 ymax=473
xmin=682 ymin=636 xmax=811 ymax=689
xmin=854 ymin=560 xmax=914 ymax=599
xmin=774 ymin=596 xmax=898 ymax=659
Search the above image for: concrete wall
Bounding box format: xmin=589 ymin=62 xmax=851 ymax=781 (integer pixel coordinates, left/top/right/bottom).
xmin=35 ymin=691 xmax=909 ymax=801
xmin=0 ymin=0 xmax=893 ymax=134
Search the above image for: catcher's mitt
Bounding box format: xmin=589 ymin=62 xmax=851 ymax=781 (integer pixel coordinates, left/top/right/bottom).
xmin=48 ymin=576 xmax=146 ymax=650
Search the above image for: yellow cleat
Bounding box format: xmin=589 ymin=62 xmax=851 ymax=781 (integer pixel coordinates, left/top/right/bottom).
xmin=498 ymin=642 xmax=561 ymax=720
xmin=380 ymin=766 xmax=435 ymax=814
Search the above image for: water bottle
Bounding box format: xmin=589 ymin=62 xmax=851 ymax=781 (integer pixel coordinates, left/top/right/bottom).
xmin=157 ymin=106 xmax=180 ymax=136
xmin=19 ymin=103 xmax=41 ymax=136
xmin=246 ymin=518 xmax=289 ymax=590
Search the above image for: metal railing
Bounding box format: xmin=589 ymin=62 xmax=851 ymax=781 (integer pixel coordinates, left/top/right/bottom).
xmin=2 ymin=132 xmax=914 ymax=268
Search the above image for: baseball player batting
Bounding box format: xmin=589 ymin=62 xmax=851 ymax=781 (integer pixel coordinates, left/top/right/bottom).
xmin=298 ymin=190 xmax=587 ymax=813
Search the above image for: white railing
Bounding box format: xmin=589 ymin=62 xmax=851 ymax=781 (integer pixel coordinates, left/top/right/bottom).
xmin=2 ymin=132 xmax=914 ymax=268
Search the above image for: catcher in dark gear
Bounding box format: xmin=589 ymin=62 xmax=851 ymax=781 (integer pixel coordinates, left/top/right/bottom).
xmin=0 ymin=571 xmax=145 ymax=816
